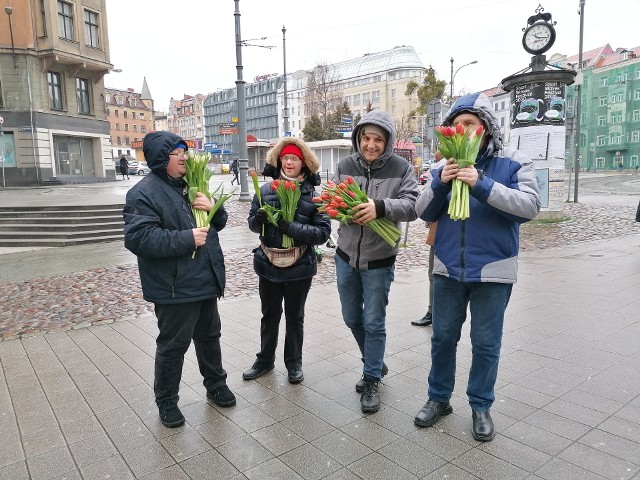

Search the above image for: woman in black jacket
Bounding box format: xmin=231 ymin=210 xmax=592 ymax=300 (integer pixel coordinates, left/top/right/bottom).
xmin=243 ymin=138 xmax=331 ymax=384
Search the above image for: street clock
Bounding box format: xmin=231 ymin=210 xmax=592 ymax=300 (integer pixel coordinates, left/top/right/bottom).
xmin=522 ymin=5 xmax=556 ymax=56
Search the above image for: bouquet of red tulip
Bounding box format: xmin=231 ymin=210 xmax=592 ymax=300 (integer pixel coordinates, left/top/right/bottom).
xmin=434 ymin=124 xmax=484 ymax=220
xmin=249 ymin=171 xmax=301 ymax=248
xmin=313 ymin=176 xmax=401 ymax=247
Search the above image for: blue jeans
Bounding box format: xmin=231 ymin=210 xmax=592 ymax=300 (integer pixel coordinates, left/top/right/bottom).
xmin=335 ymin=255 xmax=394 ymax=380
xmin=428 ymin=275 xmax=512 ymax=411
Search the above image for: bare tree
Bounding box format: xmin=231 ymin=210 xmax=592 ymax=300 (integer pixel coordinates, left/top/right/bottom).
xmin=305 ymin=62 xmax=343 ymax=130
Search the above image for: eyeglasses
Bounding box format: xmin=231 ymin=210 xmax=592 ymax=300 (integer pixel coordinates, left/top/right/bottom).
xmin=169 ymin=151 xmax=187 ymax=158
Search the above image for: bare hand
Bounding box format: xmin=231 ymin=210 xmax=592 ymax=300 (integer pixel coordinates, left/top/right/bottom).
xmin=192 ymin=227 xmax=209 ymax=247
xmin=440 ymin=158 xmax=458 ymax=184
xmin=192 ymin=192 xmax=214 ymax=212
xmin=352 ymin=198 xmax=377 ymax=224
xmin=456 ymin=166 xmax=479 ymax=188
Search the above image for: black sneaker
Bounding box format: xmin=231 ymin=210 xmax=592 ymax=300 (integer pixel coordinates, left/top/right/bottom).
xmin=360 ymin=379 xmax=380 ymax=413
xmin=356 ymin=362 xmax=388 ymax=393
xmin=158 ymin=403 xmax=185 ymax=428
xmin=207 ymin=385 xmax=236 ymax=407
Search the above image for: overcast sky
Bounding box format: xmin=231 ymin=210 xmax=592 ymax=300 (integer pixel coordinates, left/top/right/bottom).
xmin=105 ymin=0 xmax=639 ymax=112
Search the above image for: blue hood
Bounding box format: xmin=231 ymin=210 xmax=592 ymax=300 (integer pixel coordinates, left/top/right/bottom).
xmin=442 ymin=93 xmax=503 ymax=157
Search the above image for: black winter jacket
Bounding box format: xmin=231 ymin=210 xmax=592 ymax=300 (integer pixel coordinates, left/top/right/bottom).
xmin=248 ymin=177 xmax=331 ymax=283
xmin=123 ymin=131 xmax=226 ymax=304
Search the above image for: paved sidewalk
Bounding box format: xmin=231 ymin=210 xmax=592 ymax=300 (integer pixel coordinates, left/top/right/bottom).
xmin=1 ymin=231 xmax=639 ymax=479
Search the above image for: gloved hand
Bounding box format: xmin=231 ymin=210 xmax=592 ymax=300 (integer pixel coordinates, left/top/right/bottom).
xmin=254 ymin=209 xmax=268 ymax=227
xmin=277 ymin=219 xmax=291 ymax=235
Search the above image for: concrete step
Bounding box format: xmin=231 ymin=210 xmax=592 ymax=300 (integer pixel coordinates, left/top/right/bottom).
xmin=0 ymin=222 xmax=124 ymax=233
xmin=0 ymin=216 xmax=123 ymax=225
xmin=0 ymin=232 xmax=124 ymax=247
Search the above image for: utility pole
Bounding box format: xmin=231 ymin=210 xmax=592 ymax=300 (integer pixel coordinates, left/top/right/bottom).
xmin=282 ymin=26 xmax=289 ymax=135
xmin=233 ymin=0 xmax=250 ymax=200
xmin=573 ymin=0 xmax=585 ymax=203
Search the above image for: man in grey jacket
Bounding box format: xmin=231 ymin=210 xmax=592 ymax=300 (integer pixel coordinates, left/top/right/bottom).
xmin=333 ymin=110 xmax=418 ymax=413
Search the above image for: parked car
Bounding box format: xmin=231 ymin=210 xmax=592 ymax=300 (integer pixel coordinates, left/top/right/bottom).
xmin=419 ymin=169 xmax=430 ymax=185
xmin=129 ymin=161 xmax=148 ymax=175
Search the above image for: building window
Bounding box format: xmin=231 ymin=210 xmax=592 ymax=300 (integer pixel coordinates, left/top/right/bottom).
xmin=598 ymin=116 xmax=606 ymax=126
xmin=633 ymin=110 xmax=640 ymax=121
xmin=39 ymin=0 xmax=47 ymax=36
xmin=599 ymin=97 xmax=607 ymax=106
xmin=124 ymin=111 xmax=128 ymax=118
xmin=133 ymin=125 xmax=137 ymax=132
xmin=632 ymin=131 xmax=640 ymax=142
xmin=115 ymin=123 xmax=120 ymax=130
xmin=117 ymin=136 xmax=121 ymax=145
xmin=132 ymin=112 xmax=136 ymax=119
xmin=124 ymin=124 xmax=129 ymax=131
xmin=57 ymin=1 xmax=74 ymax=41
xmin=75 ymin=77 xmax=90 ymax=114
xmin=596 ymin=136 xmax=606 ymax=146
xmin=84 ymin=9 xmax=99 ymax=48
xmin=372 ymin=90 xmax=380 ymax=103
xmin=47 ymin=71 xmax=63 ymax=110
xmin=141 ymin=125 xmax=146 ymax=133
xmin=140 ymin=113 xmax=145 ymax=120
xmin=601 ymin=77 xmax=608 ymax=87
xmin=114 ymin=110 xmax=119 ymax=117
xmin=610 ymin=113 xmax=623 ymax=123
xmin=635 ymin=90 xmax=640 ymax=100
xmin=611 ymin=93 xmax=624 ymax=103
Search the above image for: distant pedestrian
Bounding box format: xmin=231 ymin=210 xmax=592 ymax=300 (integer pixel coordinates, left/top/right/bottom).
xmin=230 ymin=158 xmax=239 ymax=185
xmin=123 ymin=131 xmax=236 ymax=429
xmin=618 ymin=160 xmax=624 ymax=172
xmin=119 ymin=155 xmax=129 ymax=180
xmin=243 ymin=138 xmax=331 ymax=384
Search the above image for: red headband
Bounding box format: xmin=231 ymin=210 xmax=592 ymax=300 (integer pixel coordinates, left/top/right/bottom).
xmin=279 ymin=144 xmax=303 ymax=159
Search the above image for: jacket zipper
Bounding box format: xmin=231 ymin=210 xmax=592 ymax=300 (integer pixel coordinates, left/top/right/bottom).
xmin=459 ymin=220 xmax=466 ymax=282
xmin=355 ymin=165 xmax=372 ymax=269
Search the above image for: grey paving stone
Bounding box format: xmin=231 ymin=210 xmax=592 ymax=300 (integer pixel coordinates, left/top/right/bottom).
xmin=477 ymin=434 xmax=551 ymax=472
xmin=534 ymin=457 xmax=609 ymax=480
xmin=279 ymin=443 xmax=341 ymax=480
xmin=452 ymin=447 xmax=529 ymax=480
xmin=179 ymin=450 xmax=238 ymax=480
xmin=579 ymin=428 xmax=640 ymax=465
xmin=251 ymin=423 xmax=306 ymax=456
xmin=422 ymin=463 xmax=482 ymax=480
xmin=26 ymin=446 xmax=76 ymax=480
xmin=79 ymin=454 xmax=134 ymax=480
xmin=21 ymin=425 xmax=66 ymax=458
xmin=216 ymin=435 xmax=274 ymax=472
xmin=60 ymin=415 xmax=104 ymax=445
xmin=180 ymin=401 xmax=224 ymax=427
xmin=542 ymin=398 xmax=609 ymax=426
xmin=227 ymin=405 xmax=276 ymax=434
xmin=121 ymin=441 xmax=175 ymax=478
xmin=340 ymin=417 xmax=399 ymax=451
xmin=160 ymin=427 xmax=213 ymax=462
xmin=280 ymin=412 xmax=334 ymax=442
xmin=347 ymin=451 xmax=418 ymax=480
xmin=558 ymin=441 xmax=640 ymax=479
xmin=68 ymin=433 xmax=118 ymax=467
xmin=311 ymin=429 xmax=372 ymax=466
xmin=378 ymin=437 xmax=446 ymax=477
xmin=522 ymin=409 xmax=592 ymax=441
xmin=138 ymin=464 xmax=190 ymax=480
xmin=500 ymin=421 xmax=572 ymax=456
xmin=405 ymin=427 xmax=474 ymax=462
xmin=243 ymin=458 xmax=303 ymax=480
xmin=255 ymin=395 xmax=303 ymax=422
xmin=559 ymin=388 xmax=624 ymax=415
xmin=109 ymin=419 xmax=155 ymax=452
xmin=0 ymin=461 xmax=29 ymax=480
xmin=194 ymin=416 xmax=246 ymax=448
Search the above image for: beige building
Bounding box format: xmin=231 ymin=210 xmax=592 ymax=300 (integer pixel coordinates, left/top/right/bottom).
xmin=104 ymin=81 xmax=154 ymax=161
xmin=0 ymin=0 xmax=115 ymax=185
xmin=168 ymin=94 xmax=206 ymax=147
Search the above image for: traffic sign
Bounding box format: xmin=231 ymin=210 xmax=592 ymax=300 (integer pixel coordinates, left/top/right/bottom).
xmin=0 ymin=116 xmax=4 ymax=124
xmin=284 ymin=131 xmax=292 ymax=137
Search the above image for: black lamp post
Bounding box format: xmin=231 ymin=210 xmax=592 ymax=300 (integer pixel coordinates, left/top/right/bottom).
xmin=233 ymin=0 xmax=250 ymax=201
xmin=573 ymin=0 xmax=585 ymax=203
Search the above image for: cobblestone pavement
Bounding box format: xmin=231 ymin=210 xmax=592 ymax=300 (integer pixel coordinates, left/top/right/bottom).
xmin=1 ymin=184 xmax=638 ymax=340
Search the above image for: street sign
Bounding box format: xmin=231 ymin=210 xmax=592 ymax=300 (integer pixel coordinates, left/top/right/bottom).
xmin=341 ymin=114 xmax=353 ymax=124
xmin=334 ymin=125 xmax=352 ymax=133
xmin=284 ymin=131 xmax=292 ymax=137
xmin=219 ymin=123 xmax=238 ymax=134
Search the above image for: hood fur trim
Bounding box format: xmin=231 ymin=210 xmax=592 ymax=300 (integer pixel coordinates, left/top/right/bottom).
xmin=266 ymin=137 xmax=320 ymax=173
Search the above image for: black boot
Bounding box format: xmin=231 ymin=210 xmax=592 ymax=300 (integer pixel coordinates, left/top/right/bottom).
xmin=360 ymin=377 xmax=380 ymax=413
xmin=411 ymin=310 xmax=432 ymax=326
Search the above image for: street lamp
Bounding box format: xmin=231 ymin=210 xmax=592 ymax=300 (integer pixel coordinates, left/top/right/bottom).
xmin=282 ymin=25 xmax=289 ymax=135
xmin=5 ymin=6 xmax=17 ymax=69
xmin=449 ymin=58 xmax=478 ymax=99
xmin=234 ymin=0 xmax=250 ymax=201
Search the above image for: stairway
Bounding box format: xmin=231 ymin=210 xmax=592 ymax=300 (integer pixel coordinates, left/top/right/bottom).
xmin=0 ymin=204 xmax=125 ymax=247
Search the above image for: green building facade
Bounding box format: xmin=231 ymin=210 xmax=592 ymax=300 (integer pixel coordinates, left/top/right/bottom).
xmin=566 ymin=55 xmax=640 ymax=171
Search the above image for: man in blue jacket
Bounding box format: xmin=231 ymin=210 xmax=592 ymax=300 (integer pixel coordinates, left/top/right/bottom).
xmin=414 ymin=93 xmax=540 ymax=441
xmin=123 ymin=131 xmax=236 ymax=428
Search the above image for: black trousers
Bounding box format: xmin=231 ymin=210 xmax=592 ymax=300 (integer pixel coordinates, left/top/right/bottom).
xmin=154 ymin=298 xmax=227 ymax=406
xmin=255 ymin=277 xmax=312 ymax=370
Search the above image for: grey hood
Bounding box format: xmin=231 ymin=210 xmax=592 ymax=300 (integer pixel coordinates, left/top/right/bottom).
xmin=351 ymin=110 xmax=397 ymax=163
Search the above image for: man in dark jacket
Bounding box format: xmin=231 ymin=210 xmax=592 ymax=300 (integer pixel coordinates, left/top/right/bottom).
xmin=123 ymin=131 xmax=236 ymax=428
xmin=333 ymin=110 xmax=418 ymax=413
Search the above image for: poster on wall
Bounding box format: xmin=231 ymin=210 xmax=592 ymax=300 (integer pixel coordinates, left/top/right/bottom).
xmin=509 ymin=81 xmax=567 ymax=172
xmin=0 ymin=133 xmax=17 ymax=168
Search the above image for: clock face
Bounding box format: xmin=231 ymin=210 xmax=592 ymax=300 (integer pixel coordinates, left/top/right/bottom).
xmin=523 ymin=23 xmax=555 ymax=54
